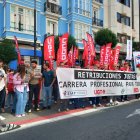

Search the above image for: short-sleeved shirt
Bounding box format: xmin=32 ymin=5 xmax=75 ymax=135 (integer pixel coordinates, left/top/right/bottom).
xmin=43 ymin=70 xmax=54 ymax=87
xmin=28 ymin=67 xmax=41 ymax=85
xmin=0 ymin=68 xmax=6 ymax=91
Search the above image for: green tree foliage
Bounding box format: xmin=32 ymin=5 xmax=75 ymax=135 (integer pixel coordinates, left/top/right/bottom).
xmin=54 ymin=34 xmax=77 ymax=59
xmin=133 ymin=42 xmax=140 ymax=51
xmin=95 ymin=28 xmax=118 ymax=48
xmin=0 ymin=39 xmax=17 ymax=64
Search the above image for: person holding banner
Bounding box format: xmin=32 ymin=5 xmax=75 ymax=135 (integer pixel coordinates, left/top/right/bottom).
xmin=108 ymin=64 xmax=120 ymax=106
xmin=57 ymin=62 xmax=69 ymax=112
xmin=89 ymin=61 xmax=102 ymax=108
xmin=73 ymin=60 xmax=85 ymax=109
xmin=42 ymin=62 xmax=55 ymax=109
xmin=28 ymin=60 xmax=42 ymax=113
xmin=120 ymin=62 xmax=130 ymax=102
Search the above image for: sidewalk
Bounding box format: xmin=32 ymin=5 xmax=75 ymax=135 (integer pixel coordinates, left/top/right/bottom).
xmin=1 ymin=95 xmax=139 ymax=126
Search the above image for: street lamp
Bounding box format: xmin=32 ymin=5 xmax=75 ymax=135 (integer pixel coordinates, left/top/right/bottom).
xmin=34 ymin=0 xmax=37 ymax=58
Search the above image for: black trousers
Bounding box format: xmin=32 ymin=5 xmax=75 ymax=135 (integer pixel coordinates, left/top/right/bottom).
xmin=0 ymin=87 xmax=6 ymax=110
xmin=28 ymin=84 xmax=40 ymax=110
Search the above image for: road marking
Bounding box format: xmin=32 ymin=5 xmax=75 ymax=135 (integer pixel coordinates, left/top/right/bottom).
xmin=126 ymin=109 xmax=140 ymax=118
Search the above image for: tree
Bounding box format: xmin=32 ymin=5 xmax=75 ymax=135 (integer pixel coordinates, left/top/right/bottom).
xmin=54 ymin=34 xmax=77 ymax=59
xmin=95 ymin=28 xmax=118 ymax=48
xmin=133 ymin=42 xmax=140 ymax=51
xmin=0 ymin=39 xmax=17 ymax=64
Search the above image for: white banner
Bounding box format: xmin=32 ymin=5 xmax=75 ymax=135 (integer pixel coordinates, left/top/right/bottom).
xmin=56 ymin=68 xmax=140 ymax=99
xmin=126 ymin=40 xmax=132 ymax=60
xmin=133 ymin=52 xmax=140 ymax=75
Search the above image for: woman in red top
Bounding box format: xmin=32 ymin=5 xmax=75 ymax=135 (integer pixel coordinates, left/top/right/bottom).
xmin=6 ymin=69 xmax=15 ymax=108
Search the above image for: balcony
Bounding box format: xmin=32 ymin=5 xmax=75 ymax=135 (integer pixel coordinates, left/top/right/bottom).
xmin=93 ymin=0 xmax=103 ymax=9
xmin=44 ymin=0 xmax=62 ymax=18
xmin=92 ymin=17 xmax=103 ymax=27
xmin=95 ymin=0 xmax=103 ymax=4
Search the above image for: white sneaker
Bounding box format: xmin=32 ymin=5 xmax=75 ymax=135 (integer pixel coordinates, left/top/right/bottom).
xmin=93 ymin=104 xmax=96 ymax=108
xmin=22 ymin=114 xmax=25 ymax=117
xmin=15 ymin=115 xmax=22 ymax=118
xmin=28 ymin=109 xmax=31 ymax=113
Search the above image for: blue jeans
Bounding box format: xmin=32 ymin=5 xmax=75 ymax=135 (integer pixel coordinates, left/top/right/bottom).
xmin=6 ymin=92 xmax=15 ymax=107
xmin=15 ymin=87 xmax=28 ymax=115
xmin=43 ymin=86 xmax=53 ymax=107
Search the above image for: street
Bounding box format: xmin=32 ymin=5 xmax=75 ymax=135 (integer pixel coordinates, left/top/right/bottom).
xmin=0 ymin=101 xmax=140 ymax=140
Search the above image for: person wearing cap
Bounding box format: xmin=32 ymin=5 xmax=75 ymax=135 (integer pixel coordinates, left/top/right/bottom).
xmin=0 ymin=59 xmax=7 ymax=113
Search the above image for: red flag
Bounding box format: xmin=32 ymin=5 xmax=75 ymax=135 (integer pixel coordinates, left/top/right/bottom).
xmin=85 ymin=45 xmax=93 ymax=67
xmin=68 ymin=46 xmax=73 ymax=67
xmin=109 ymin=49 xmax=114 ymax=70
xmin=57 ymin=47 xmax=60 ymax=66
xmin=104 ymin=43 xmax=112 ymax=66
xmin=113 ymin=45 xmax=120 ymax=66
xmin=100 ymin=45 xmax=105 ymax=67
xmin=14 ymin=36 xmax=21 ymax=64
xmin=44 ymin=36 xmax=55 ymax=61
xmin=86 ymin=33 xmax=96 ymax=57
xmin=59 ymin=33 xmax=69 ymax=62
xmin=73 ymin=47 xmax=78 ymax=66
xmin=82 ymin=39 xmax=88 ymax=60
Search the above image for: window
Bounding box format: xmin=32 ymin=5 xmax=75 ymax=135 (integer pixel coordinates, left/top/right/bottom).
xmin=75 ymin=22 xmax=90 ymax=42
xmin=11 ymin=5 xmax=16 ymax=29
xmin=117 ymin=12 xmax=130 ymax=26
xmin=117 ymin=33 xmax=130 ymax=44
xmin=10 ymin=5 xmax=34 ymax=33
xmin=74 ymin=0 xmax=90 ymax=17
xmin=68 ymin=0 xmax=72 ymax=13
xmin=117 ymin=0 xmax=130 ymax=7
xmin=47 ymin=20 xmax=58 ymax=35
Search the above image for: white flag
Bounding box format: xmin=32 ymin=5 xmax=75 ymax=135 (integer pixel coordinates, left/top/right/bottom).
xmin=126 ymin=40 xmax=132 ymax=60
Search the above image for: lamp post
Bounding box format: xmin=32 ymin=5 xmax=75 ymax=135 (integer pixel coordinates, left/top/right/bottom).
xmin=34 ymin=0 xmax=37 ymax=58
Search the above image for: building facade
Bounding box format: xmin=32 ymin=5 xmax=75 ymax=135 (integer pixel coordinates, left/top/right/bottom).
xmin=104 ymin=0 xmax=139 ymax=54
xmin=0 ymin=0 xmax=139 ymax=68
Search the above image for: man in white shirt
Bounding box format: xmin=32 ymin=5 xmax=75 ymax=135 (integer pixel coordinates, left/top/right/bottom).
xmin=0 ymin=59 xmax=7 ymax=113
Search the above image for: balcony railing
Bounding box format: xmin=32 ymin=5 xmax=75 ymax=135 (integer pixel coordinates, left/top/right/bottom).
xmin=92 ymin=17 xmax=103 ymax=27
xmin=95 ymin=0 xmax=103 ymax=4
xmin=44 ymin=0 xmax=62 ymax=15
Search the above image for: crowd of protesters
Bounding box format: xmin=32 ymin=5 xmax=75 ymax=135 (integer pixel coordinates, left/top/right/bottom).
xmin=0 ymin=58 xmax=140 ymax=118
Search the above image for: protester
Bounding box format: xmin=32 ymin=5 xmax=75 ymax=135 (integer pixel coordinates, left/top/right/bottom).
xmin=42 ymin=62 xmax=55 ymax=109
xmin=108 ymin=64 xmax=120 ymax=106
xmin=6 ymin=69 xmax=15 ymax=109
xmin=120 ymin=61 xmax=130 ymax=101
xmin=57 ymin=62 xmax=69 ymax=112
xmin=28 ymin=60 xmax=42 ymax=112
xmin=72 ymin=60 xmax=85 ymax=109
xmin=13 ymin=65 xmax=29 ymax=117
xmin=89 ymin=61 xmax=102 ymax=108
xmin=0 ymin=59 xmax=7 ymax=113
